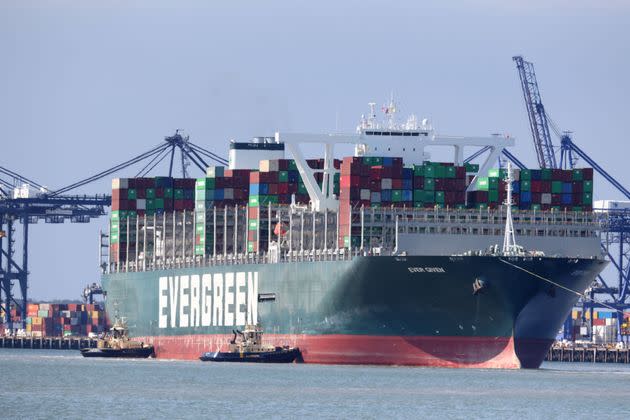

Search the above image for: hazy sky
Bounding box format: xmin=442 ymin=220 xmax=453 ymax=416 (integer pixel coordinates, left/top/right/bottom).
xmin=1 ymin=1 xmax=628 ymax=300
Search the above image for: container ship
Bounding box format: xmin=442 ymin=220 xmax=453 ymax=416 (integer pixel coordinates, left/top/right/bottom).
xmin=102 ymin=103 xmax=606 ymax=368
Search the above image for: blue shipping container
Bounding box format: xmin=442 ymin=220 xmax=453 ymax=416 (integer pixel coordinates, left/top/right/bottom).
xmin=561 ymin=193 xmax=572 ymax=204
xmin=381 ymin=190 xmax=392 ymax=202
xmin=250 ymin=184 xmax=260 ymax=195
xmin=402 ymin=190 xmax=413 ymax=201
xmin=383 ymin=157 xmax=393 ymax=167
xmin=520 ymin=191 xmax=532 ymax=203
xmin=512 ymin=181 xmax=520 ymax=194
xmin=562 ymin=182 xmax=573 ymax=193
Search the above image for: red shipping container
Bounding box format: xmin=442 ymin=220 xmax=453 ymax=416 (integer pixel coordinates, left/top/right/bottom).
xmin=455 ymin=166 xmax=466 ymax=179
xmin=112 ymin=189 xmax=127 ymax=201
xmin=111 ymin=199 xmax=128 ymax=211
xmin=541 ymin=181 xmax=551 ymax=193
xmin=127 ymin=178 xmax=137 ymax=188
xmin=532 ymin=193 xmax=541 ymax=203
xmin=250 ymin=172 xmax=261 ymax=183
xmin=572 ymin=181 xmax=583 ymax=193
xmin=278 ymin=183 xmax=289 ymax=195
xmin=562 ymin=170 xmax=573 ymax=182
xmin=541 ymin=204 xmax=551 ymax=211
xmin=434 ymin=178 xmax=445 ymax=191
xmin=359 ymin=177 xmax=369 ymax=189
xmin=572 ymin=194 xmax=581 ymax=205
xmin=414 ymin=176 xmax=424 ymax=189
xmin=174 ymin=200 xmax=184 ymax=210
xmin=552 ymin=169 xmax=564 ymax=180
xmin=583 ymin=167 xmax=593 ymax=180
xmin=136 ymin=188 xmax=146 ymax=199
xmin=551 ymin=194 xmax=561 ymax=205
xmin=183 ymin=200 xmax=195 ymax=210
xmin=531 ymin=181 xmax=541 ymax=193
xmin=155 ymin=188 xmax=164 ymax=198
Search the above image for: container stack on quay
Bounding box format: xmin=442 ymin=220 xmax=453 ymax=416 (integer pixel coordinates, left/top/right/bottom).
xmin=110 ymin=177 xmax=196 ymax=262
xmin=246 ymin=158 xmax=340 ymax=253
xmin=567 ymin=309 xmax=630 ymax=343
xmin=2 ymin=303 xmax=107 ymax=337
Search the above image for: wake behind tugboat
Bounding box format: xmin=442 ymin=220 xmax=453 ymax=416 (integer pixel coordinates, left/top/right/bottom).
xmin=200 ymin=324 xmax=300 ymax=363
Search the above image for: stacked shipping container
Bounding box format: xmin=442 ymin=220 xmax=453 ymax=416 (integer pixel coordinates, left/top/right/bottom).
xmin=2 ymin=302 xmax=107 ymax=337
xmin=111 ymin=177 xmax=196 ymax=262
xmin=194 ymin=167 xmax=252 ymax=256
xmin=246 ymin=159 xmax=340 ymax=253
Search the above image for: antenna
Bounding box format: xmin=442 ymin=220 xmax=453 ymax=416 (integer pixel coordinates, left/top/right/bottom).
xmin=502 ymin=162 xmax=518 ymax=255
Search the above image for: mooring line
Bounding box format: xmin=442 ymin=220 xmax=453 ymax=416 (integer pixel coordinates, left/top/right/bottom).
xmin=498 ymin=258 xmax=623 ymax=315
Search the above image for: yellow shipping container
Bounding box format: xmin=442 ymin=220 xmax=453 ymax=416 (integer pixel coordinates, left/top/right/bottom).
xmin=26 ymin=324 xmax=31 ymax=332
xmin=572 ymin=310 xmax=580 ymax=319
xmin=32 ymin=317 xmax=42 ymax=325
xmin=594 ymin=312 xmax=598 ymax=320
xmin=92 ymin=311 xmax=99 ymax=319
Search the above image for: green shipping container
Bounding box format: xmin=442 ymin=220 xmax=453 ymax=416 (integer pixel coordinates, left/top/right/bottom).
xmin=413 ymin=190 xmax=424 ymax=202
xmin=583 ymin=192 xmax=593 ymax=204
xmin=445 ymin=166 xmax=456 ymax=179
xmin=583 ymin=180 xmax=593 ymax=192
xmin=163 ymin=188 xmax=174 ymax=198
xmin=146 ymin=188 xmax=156 ymax=199
xmin=424 ymin=165 xmax=436 ymax=178
xmin=520 ymin=169 xmax=531 ymax=180
xmin=413 ymin=202 xmax=424 ymax=208
xmin=488 ymin=168 xmax=500 ymax=178
xmin=465 ymin=163 xmax=479 ymax=173
xmin=531 ymin=203 xmax=541 ymax=211
xmin=476 ymin=177 xmax=489 ymax=191
xmin=551 ymin=181 xmax=563 ymax=194
xmin=278 ymin=171 xmax=289 ymax=183
xmin=249 ymin=196 xmax=260 ymax=207
xmin=424 ymin=178 xmax=435 ymax=191
xmin=392 ymin=190 xmax=402 ymax=202
xmin=423 ymin=191 xmax=435 ymax=203
xmin=488 ymin=190 xmax=499 ymax=202
xmin=572 ymin=169 xmax=583 ymax=181
xmin=435 ymin=191 xmax=445 ymax=203
xmin=248 ymin=219 xmax=259 ymax=230
xmin=127 ymin=189 xmax=137 ymax=200
xmin=174 ymin=189 xmax=184 ymax=199
xmin=488 ymin=177 xmax=499 ymax=190
xmin=413 ymin=165 xmax=424 ymax=176
xmin=298 ymin=183 xmax=308 ymax=194
xmin=194 ymin=245 xmax=204 ymax=255
xmin=541 ymin=168 xmax=552 ymax=180
xmin=154 ymin=198 xmax=165 ymax=209
xmin=195 ymin=224 xmax=205 ymax=234
xmin=247 ymin=242 xmax=255 ymax=253
xmin=435 ymin=165 xmax=446 ymax=178
xmin=146 ymin=199 xmax=155 ymax=210
xmin=521 ymin=180 xmax=531 ymax=192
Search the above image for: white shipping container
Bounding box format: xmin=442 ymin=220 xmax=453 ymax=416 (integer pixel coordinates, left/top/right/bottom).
xmin=541 ymin=193 xmax=552 ymax=204
xmin=112 ymin=178 xmax=128 ymax=190
xmin=381 ymin=178 xmax=392 ymax=190
xmin=259 ymin=160 xmax=279 ymax=173
xmin=512 ymin=170 xmax=520 ymax=181
xmin=224 ymin=188 xmax=234 ymax=200
xmin=39 ymin=303 xmax=50 ymax=311
xmin=136 ymin=199 xmax=146 ymax=210
xmin=206 ymin=166 xmax=225 ymax=178
xmin=70 ymin=318 xmax=79 ymax=326
xmin=360 ymin=189 xmax=371 ymax=200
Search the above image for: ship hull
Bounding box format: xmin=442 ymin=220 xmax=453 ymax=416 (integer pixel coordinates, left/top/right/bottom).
xmin=102 ymin=255 xmax=606 ymax=368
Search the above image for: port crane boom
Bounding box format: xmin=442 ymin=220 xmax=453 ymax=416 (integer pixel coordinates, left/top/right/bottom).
xmin=513 ymin=56 xmax=558 ymax=169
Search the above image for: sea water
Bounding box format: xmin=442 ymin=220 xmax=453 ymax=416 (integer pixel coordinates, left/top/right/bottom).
xmin=1 ymin=349 xmax=629 ymax=419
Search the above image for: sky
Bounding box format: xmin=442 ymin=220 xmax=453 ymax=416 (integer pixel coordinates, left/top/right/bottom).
xmin=1 ymin=0 xmax=629 ymax=300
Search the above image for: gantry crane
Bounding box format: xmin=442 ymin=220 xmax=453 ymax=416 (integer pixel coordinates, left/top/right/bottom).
xmin=1 ymin=131 xmax=226 ymax=331
xmin=513 ymin=55 xmax=630 ymax=341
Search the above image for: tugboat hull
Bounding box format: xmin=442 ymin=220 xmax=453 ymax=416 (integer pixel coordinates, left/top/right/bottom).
xmin=199 ymin=348 xmax=300 ymax=363
xmin=80 ymin=347 xmax=154 ymax=358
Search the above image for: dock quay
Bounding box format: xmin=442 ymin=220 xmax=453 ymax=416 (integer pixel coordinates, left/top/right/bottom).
xmin=545 ymin=345 xmax=630 ymax=364
xmin=0 ymin=336 xmax=98 ymax=350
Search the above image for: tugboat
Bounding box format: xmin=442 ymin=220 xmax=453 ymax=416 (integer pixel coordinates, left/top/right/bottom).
xmin=80 ymin=316 xmax=154 ymax=358
xmin=199 ymin=323 xmax=300 ymax=363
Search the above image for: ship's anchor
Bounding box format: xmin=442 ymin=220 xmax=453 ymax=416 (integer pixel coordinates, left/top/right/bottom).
xmin=472 ymin=278 xmax=487 ymax=295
